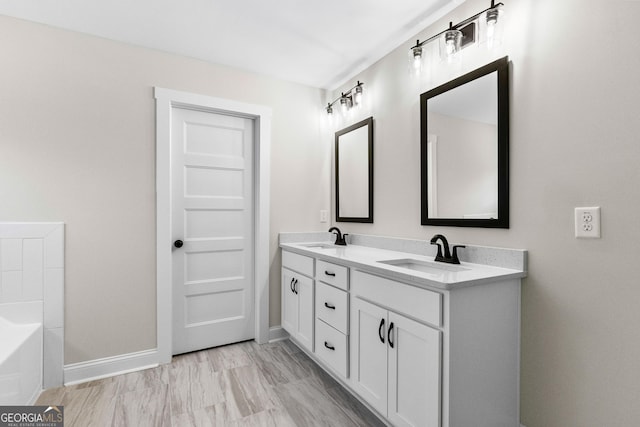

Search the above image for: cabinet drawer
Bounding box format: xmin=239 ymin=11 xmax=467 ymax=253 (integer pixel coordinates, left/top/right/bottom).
xmin=282 ymin=250 xmax=314 ymax=276
xmin=351 ymin=270 xmax=442 ymax=327
xmin=315 ymin=320 xmax=348 ymax=378
xmin=316 ymin=259 xmax=348 ymax=290
xmin=316 ymin=282 xmax=348 ymax=334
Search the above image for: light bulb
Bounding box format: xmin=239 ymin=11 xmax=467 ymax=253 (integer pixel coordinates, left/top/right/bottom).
xmin=326 ymin=104 xmax=333 ymax=116
xmin=446 ymin=39 xmax=456 ymax=56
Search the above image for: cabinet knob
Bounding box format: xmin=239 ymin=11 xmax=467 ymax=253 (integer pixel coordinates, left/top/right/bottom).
xmin=174 ymin=239 xmax=184 ymax=248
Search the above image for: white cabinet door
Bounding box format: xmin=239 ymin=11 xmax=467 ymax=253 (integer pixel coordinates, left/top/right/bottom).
xmin=282 ymin=268 xmax=314 ymax=352
xmin=351 ymin=298 xmax=388 ymax=416
xmin=296 ymin=274 xmax=314 ymax=352
xmin=388 ymin=311 xmax=441 ymax=427
xmin=281 ymin=268 xmax=298 ymax=336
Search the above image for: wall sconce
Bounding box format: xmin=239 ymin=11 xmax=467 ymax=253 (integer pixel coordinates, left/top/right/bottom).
xmin=326 ymin=81 xmax=364 ymax=116
xmin=409 ymin=0 xmax=504 ymax=72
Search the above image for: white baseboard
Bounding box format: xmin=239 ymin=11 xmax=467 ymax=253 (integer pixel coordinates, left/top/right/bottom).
xmin=64 ymin=349 xmax=159 ymax=386
xmin=63 ymin=329 xmax=289 ymax=386
xmin=268 ymin=326 xmax=288 ymax=342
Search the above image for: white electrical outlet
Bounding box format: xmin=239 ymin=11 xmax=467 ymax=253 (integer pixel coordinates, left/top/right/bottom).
xmin=575 ymin=207 xmax=601 ymax=238
xmin=320 ymin=210 xmax=329 ymax=223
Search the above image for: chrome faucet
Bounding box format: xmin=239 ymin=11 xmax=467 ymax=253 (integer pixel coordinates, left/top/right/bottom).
xmin=328 ymin=227 xmax=348 ymax=246
xmin=430 ymin=234 xmax=465 ymax=264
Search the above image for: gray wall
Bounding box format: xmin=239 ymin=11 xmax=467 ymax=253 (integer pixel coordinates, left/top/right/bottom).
xmin=0 ymin=15 xmax=329 ymax=364
xmin=329 ymin=0 xmax=640 ymax=425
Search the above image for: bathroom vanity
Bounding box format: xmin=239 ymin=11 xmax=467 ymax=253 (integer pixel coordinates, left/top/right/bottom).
xmin=280 ymin=233 xmax=526 ymax=427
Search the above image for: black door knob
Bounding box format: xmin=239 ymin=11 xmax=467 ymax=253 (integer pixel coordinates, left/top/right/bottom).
xmin=174 ymin=240 xmax=184 ymax=248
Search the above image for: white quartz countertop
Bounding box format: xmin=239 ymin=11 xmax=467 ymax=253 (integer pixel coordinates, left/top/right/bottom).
xmin=280 ymin=241 xmax=526 ymax=291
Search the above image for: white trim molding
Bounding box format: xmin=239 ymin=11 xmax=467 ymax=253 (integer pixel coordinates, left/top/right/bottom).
xmin=64 ymin=349 xmax=158 ymax=386
xmin=154 ymin=87 xmax=272 ymax=364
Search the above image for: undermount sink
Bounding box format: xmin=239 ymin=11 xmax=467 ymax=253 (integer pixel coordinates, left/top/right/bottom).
xmin=299 ymin=243 xmax=338 ymax=250
xmin=378 ymin=258 xmax=470 ymax=275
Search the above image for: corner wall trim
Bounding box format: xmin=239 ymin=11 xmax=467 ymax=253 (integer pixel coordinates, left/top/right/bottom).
xmin=63 ymin=349 xmax=158 ymax=386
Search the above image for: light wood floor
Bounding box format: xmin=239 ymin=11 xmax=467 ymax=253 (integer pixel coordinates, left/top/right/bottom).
xmin=36 ymin=339 xmax=385 ymax=426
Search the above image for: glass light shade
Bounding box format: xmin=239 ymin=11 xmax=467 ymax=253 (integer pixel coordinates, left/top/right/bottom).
xmin=354 ymin=85 xmax=363 ymax=106
xmin=484 ymin=5 xmax=504 ymax=49
xmin=340 ymin=96 xmax=351 ymax=115
xmin=326 ymin=104 xmax=333 ymax=115
xmin=440 ymin=29 xmax=462 ymax=62
xmin=410 ymin=45 xmax=423 ymax=73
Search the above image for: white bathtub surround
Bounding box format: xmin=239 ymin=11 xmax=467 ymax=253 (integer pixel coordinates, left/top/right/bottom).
xmin=0 ymin=222 xmax=65 ymax=392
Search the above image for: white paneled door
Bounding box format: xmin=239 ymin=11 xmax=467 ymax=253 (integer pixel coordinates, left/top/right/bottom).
xmin=171 ymin=107 xmax=255 ymax=355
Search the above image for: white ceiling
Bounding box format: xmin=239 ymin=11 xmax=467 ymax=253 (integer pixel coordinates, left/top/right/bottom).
xmin=0 ymin=0 xmax=467 ymax=89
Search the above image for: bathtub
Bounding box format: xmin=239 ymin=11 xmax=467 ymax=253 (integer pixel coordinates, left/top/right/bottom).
xmin=0 ymin=302 xmax=43 ymax=405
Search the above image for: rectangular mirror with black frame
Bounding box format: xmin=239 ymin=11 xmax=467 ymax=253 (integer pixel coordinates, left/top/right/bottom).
xmin=421 ymin=56 xmax=509 ymax=228
xmin=335 ymin=116 xmax=373 ymax=223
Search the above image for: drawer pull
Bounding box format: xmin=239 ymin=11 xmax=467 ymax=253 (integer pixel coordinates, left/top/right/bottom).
xmin=324 ymin=302 xmax=336 ymax=310
xmin=290 ymin=278 xmax=295 ymax=293
xmin=324 ymin=341 xmax=335 ymax=351
xmin=388 ymin=322 xmax=395 ymax=348
xmin=378 ymin=318 xmax=385 ymax=343
xmin=294 ymin=279 xmax=298 ymax=294
xmin=324 ymin=271 xmax=336 ymax=277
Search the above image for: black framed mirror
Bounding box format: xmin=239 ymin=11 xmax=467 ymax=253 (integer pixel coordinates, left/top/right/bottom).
xmin=421 ymin=56 xmax=509 ymax=228
xmin=335 ymin=117 xmax=373 ymax=223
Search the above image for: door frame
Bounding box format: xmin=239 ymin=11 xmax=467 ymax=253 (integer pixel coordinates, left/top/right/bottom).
xmin=154 ymin=87 xmax=272 ymax=364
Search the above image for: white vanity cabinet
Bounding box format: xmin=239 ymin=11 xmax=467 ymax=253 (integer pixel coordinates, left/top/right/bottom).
xmin=280 ymin=239 xmax=524 ymax=427
xmin=281 ymin=251 xmax=314 ymax=352
xmin=351 ymin=274 xmax=441 ymax=427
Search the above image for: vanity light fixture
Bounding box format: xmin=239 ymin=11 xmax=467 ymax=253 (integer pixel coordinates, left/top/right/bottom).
xmin=409 ymin=0 xmax=504 ymax=71
xmin=326 ymin=81 xmax=364 ymax=116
